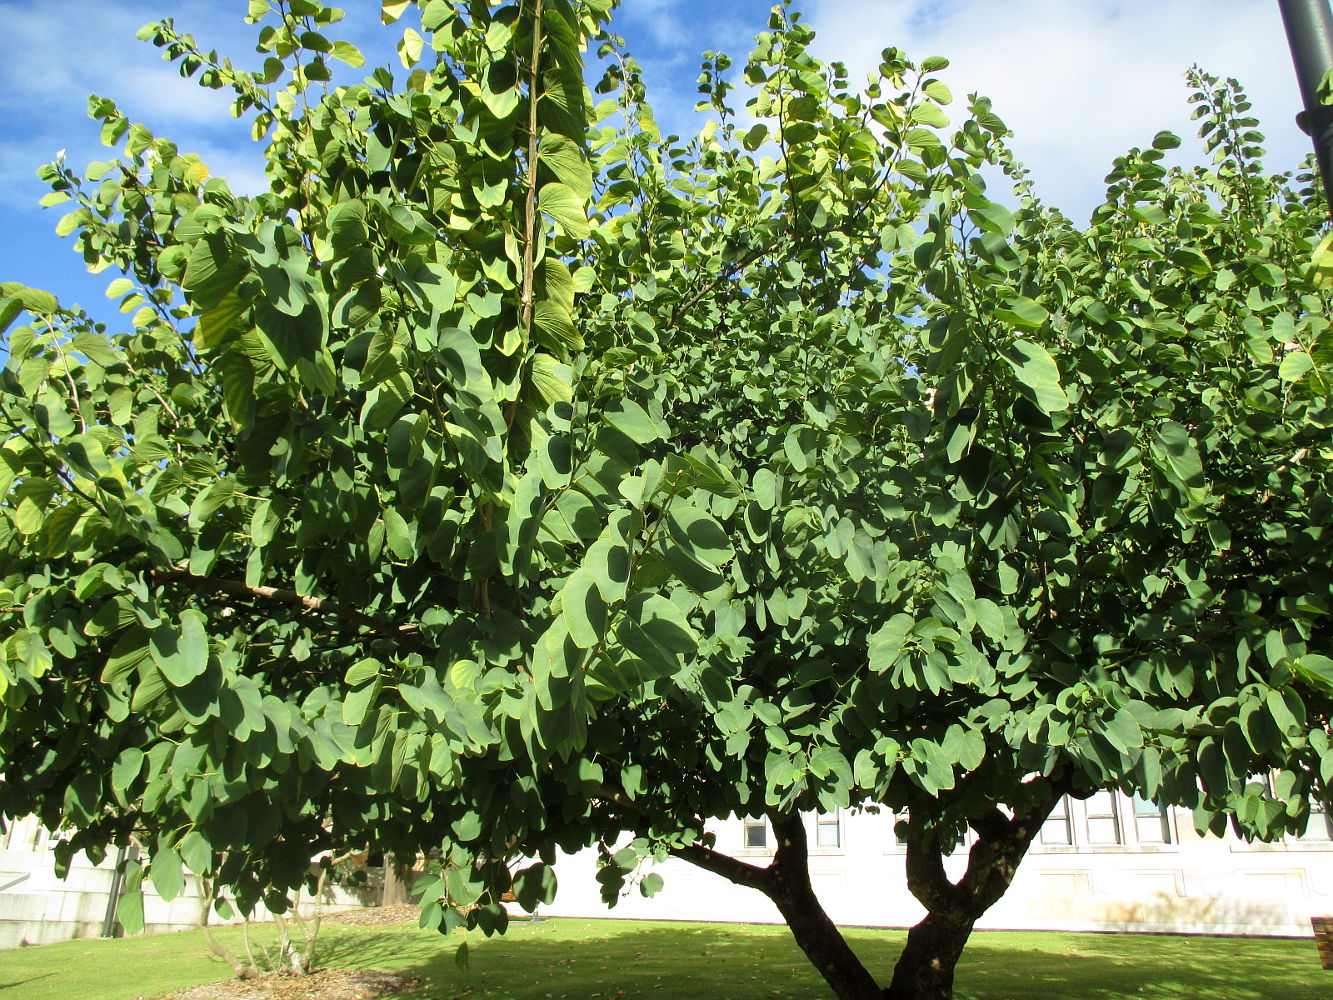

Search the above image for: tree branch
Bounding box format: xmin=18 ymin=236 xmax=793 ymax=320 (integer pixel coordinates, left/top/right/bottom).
xmin=902 ymin=821 xmax=964 ymax=912
xmin=667 ymin=841 xmax=774 ymax=893
xmin=519 ymin=0 xmax=544 ymax=344
xmin=151 ymin=569 xmax=429 ymax=650
xmin=665 ymin=239 xmax=782 ymax=332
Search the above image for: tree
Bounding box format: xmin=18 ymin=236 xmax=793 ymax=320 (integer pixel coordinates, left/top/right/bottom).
xmin=1 ymin=3 xmax=1331 ymax=999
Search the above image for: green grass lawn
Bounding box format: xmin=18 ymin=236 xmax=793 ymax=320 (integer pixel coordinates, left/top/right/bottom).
xmin=0 ymin=916 xmax=1324 ymax=1000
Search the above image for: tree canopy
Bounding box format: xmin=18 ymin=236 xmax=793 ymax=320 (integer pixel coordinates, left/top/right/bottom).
xmin=2 ymin=3 xmax=1332 ymax=999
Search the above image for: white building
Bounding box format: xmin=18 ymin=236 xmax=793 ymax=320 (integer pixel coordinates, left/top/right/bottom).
xmin=5 ymin=792 xmax=1330 ymax=946
xmin=546 ymin=792 xmax=1333 ymax=937
xmin=0 ymin=816 xmax=365 ymax=950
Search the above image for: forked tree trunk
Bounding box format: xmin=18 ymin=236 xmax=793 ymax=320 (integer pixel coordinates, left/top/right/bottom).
xmin=883 ymin=788 xmax=1067 ymax=1000
xmin=766 ymin=815 xmax=886 ymax=1000
xmin=668 ymin=783 xmax=1067 ymax=1000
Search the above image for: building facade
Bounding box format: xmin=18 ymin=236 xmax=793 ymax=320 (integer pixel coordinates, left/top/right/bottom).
xmin=545 ymin=792 xmax=1333 ymax=937
xmin=0 ymin=815 xmax=366 ymax=950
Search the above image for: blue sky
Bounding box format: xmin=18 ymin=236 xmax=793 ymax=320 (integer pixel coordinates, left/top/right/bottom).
xmin=0 ymin=0 xmax=1312 ymax=317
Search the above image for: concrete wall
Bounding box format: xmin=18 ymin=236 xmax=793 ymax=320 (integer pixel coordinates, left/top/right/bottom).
xmin=544 ymin=795 xmax=1333 ymax=937
xmin=0 ymin=815 xmax=368 ymax=950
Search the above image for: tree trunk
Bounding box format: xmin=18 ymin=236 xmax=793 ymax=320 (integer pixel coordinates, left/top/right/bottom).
xmin=664 ymin=781 xmax=1067 ymax=1000
xmin=884 ymin=911 xmax=972 ymax=1000
xmin=765 ymin=814 xmax=887 ymax=1000
xmin=884 ymin=782 xmax=1068 ymax=1000
xmin=669 ymin=815 xmax=887 ymax=1000
xmin=381 ymin=853 xmax=408 ymax=906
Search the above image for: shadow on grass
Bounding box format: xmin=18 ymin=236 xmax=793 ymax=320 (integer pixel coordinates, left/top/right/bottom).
xmin=0 ymin=973 xmax=55 ymax=992
xmin=307 ymin=918 xmax=1327 ymax=1000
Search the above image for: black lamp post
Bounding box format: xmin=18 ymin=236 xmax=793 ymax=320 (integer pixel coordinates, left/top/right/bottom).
xmin=1278 ymin=0 xmax=1333 ymax=210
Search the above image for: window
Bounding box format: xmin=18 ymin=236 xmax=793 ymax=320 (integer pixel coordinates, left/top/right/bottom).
xmin=815 ymin=813 xmax=841 ymax=848
xmin=1085 ymin=791 xmax=1123 ymax=845
xmin=892 ymin=811 xmax=964 ymax=852
xmin=1297 ymin=800 xmax=1333 ymax=842
xmin=894 ymin=812 xmax=909 ymax=847
xmin=743 ymin=818 xmax=768 ymax=849
xmin=1131 ymin=795 xmax=1172 ymax=845
xmin=1040 ymin=796 xmax=1074 ymax=846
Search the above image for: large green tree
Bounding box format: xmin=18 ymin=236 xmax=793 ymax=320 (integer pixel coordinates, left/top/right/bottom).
xmin=2 ymin=3 xmax=1331 ymax=999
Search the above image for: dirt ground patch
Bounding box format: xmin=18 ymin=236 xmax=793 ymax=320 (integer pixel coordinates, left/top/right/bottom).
xmin=151 ymin=968 xmax=418 ymax=1000
xmin=320 ymin=905 xmax=421 ymax=927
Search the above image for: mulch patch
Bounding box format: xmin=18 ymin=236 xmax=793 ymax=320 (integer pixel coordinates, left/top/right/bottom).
xmin=149 ymin=909 xmax=432 ymax=1000
xmin=320 ymin=905 xmax=422 ymax=928
xmin=151 ymin=969 xmax=418 ymax=1000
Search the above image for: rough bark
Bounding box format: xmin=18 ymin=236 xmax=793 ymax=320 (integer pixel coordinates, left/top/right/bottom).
xmin=885 ymin=785 xmax=1067 ymax=1000
xmin=885 ymin=910 xmax=972 ymax=1000
xmin=666 ymin=783 xmax=1066 ymax=1000
xmin=671 ymin=816 xmax=885 ymax=1000
xmin=766 ymin=814 xmax=887 ymax=1000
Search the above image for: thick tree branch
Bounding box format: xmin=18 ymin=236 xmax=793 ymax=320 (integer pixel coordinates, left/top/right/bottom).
xmin=765 ymin=813 xmax=886 ymax=1000
xmin=519 ymin=0 xmax=544 ymax=341
xmin=902 ymin=821 xmax=964 ymax=913
xmin=151 ymin=569 xmax=429 ymax=651
xmin=667 ymin=841 xmax=774 ymax=892
xmin=592 ymin=786 xmax=773 ymax=891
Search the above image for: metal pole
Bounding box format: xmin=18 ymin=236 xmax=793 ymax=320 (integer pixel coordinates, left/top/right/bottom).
xmin=1278 ymin=0 xmax=1333 ymax=210
xmin=100 ymin=846 xmax=128 ymax=938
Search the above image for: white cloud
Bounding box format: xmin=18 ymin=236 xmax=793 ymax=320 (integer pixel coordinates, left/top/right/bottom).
xmin=0 ymin=1 xmax=258 ymax=119
xmin=622 ymin=0 xmax=690 ymax=51
xmin=807 ymin=0 xmax=1310 ymax=220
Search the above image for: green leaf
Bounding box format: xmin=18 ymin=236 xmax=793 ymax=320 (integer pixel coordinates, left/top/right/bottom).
xmin=996 ymin=296 xmax=1049 ymax=331
xmin=1001 ymin=339 xmax=1067 ymax=413
xmin=665 ymin=505 xmax=730 ymax=568
xmin=742 ymin=123 xmax=769 ymax=151
xmin=529 ymin=353 xmax=573 ymax=404
xmin=330 ymin=40 xmax=365 ymax=66
xmin=751 ymin=468 xmax=778 ymax=510
xmin=539 ymin=183 xmax=590 ymax=240
xmin=117 ymin=882 xmax=145 ymax=936
xmin=1153 ymin=421 xmax=1204 ymax=490
xmin=969 ymin=203 xmax=1014 ymax=237
xmin=615 ymin=594 xmax=697 ymax=677
xmin=639 ymin=872 xmax=665 ymax=897
xmin=0 ymin=297 xmax=22 ymax=335
xmin=0 ymin=282 xmax=58 ymax=315
xmin=605 ymin=399 xmax=660 ymax=445
xmin=344 ymin=658 xmax=381 ymax=687
xmin=176 ymin=610 xmax=209 ymax=683
xmin=511 ymin=863 xmax=558 ymax=911
xmin=533 ymin=299 xmax=583 ymax=352
xmin=923 ymin=79 xmax=952 ymax=105
xmin=111 ymin=748 xmax=144 ymax=794
xmin=343 ymin=678 xmax=382 ymax=725
xmin=398 ymin=27 xmax=425 ymax=67
xmin=1279 ymin=350 xmax=1314 ymax=383
xmin=150 ymin=846 xmax=185 ymax=903
xmin=538 ymin=134 xmax=593 ymax=201
xmin=447 ymin=865 xmax=484 ymax=907
xmin=102 ymin=628 xmax=152 ymax=684
xmin=1294 ymin=654 xmax=1333 ymax=694
xmin=561 ymin=568 xmax=607 ymax=649
xmin=151 ymin=614 xmax=208 ymax=687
